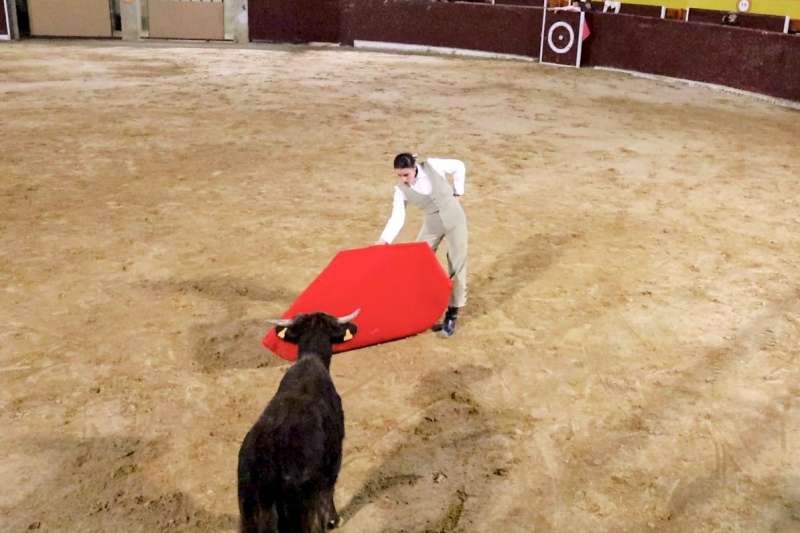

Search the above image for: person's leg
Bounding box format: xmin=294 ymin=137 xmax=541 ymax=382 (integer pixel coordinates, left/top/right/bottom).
xmin=416 ymin=215 xmax=445 ymax=251
xmin=441 ymin=222 xmax=468 ymax=337
xmin=446 ymin=231 xmax=468 ymax=308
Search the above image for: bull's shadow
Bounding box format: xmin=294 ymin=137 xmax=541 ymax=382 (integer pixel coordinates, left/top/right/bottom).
xmin=5 ymin=435 xmax=237 ymax=532
xmin=339 ymin=363 xmax=537 ymax=532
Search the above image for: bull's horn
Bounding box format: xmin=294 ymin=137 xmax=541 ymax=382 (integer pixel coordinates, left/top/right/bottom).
xmin=267 ymin=317 xmax=294 ymax=327
xmin=337 ymin=309 xmax=361 ymax=324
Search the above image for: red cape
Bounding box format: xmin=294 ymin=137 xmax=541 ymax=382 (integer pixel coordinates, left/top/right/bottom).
xmin=263 ymin=243 xmax=452 ymax=361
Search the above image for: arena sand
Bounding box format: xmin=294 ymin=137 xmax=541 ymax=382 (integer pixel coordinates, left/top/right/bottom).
xmin=1 ymin=41 xmax=799 ymax=532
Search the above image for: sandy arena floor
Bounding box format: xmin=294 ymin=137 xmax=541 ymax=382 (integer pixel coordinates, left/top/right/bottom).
xmin=1 ymin=40 xmax=799 ymax=532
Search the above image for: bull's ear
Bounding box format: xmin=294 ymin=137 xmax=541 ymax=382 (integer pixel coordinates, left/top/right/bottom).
xmin=276 ymin=325 xmax=299 ymax=344
xmin=334 ymin=323 xmax=357 ymax=344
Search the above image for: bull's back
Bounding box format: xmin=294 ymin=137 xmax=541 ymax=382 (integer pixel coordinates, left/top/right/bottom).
xmin=244 ymin=358 xmax=342 ymax=487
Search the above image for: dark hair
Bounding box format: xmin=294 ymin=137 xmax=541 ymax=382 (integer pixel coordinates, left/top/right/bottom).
xmin=393 ymin=153 xmax=416 ymax=169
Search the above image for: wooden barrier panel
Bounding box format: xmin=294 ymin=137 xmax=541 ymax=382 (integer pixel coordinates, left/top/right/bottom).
xmin=248 ymin=0 xmax=340 ymax=43
xmin=28 ymin=0 xmax=112 ymax=37
xmin=341 ymin=0 xmax=544 ymax=58
xmin=296 ymin=0 xmax=341 ymax=43
xmin=149 ymin=0 xmax=225 ymax=40
xmin=1 ymin=0 xmax=10 ymax=39
xmin=249 ymin=0 xmax=297 ymax=43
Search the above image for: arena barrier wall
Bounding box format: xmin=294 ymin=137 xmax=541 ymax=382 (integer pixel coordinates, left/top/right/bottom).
xmin=250 ymin=0 xmax=799 ymax=101
xmin=582 ymin=12 xmax=800 ymax=100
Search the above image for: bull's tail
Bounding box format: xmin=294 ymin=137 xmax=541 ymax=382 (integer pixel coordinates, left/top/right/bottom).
xmin=276 ymin=484 xmax=327 ymax=533
xmin=238 ymin=452 xmax=278 ymax=533
xmin=239 ymin=489 xmax=279 ymax=533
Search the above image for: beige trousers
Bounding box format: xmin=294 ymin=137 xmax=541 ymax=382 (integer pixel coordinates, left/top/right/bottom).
xmin=416 ymin=205 xmax=468 ymax=308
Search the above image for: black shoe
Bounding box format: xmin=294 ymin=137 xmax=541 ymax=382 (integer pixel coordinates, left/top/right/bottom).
xmin=432 ymin=306 xmax=459 ymax=334
xmin=440 ymin=316 xmax=457 ymax=337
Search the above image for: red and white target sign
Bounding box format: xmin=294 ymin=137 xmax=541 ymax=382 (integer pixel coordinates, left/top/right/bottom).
xmin=539 ymin=4 xmax=586 ymax=68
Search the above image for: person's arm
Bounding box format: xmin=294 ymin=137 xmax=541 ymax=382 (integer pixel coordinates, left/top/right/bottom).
xmin=427 ymin=158 xmax=466 ymax=196
xmin=377 ymin=187 xmax=407 ymax=244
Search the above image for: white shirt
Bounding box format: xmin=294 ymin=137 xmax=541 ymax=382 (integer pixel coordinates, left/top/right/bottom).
xmin=379 ymin=158 xmax=466 ymax=244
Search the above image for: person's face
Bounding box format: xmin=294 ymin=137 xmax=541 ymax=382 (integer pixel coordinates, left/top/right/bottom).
xmin=396 ymin=166 xmax=416 ymax=186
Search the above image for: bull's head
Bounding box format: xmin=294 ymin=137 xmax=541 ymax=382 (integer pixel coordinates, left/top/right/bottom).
xmin=269 ymin=309 xmax=360 ymax=345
